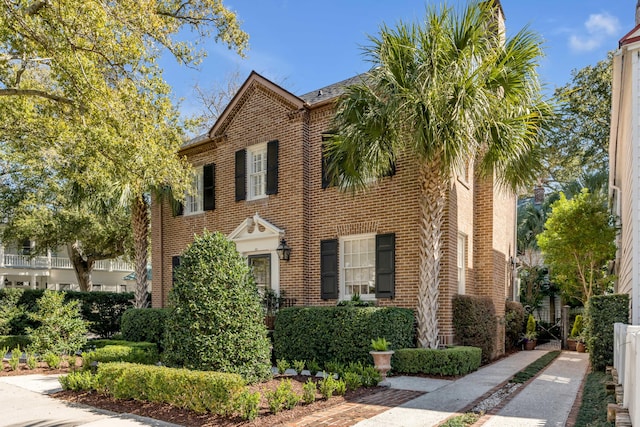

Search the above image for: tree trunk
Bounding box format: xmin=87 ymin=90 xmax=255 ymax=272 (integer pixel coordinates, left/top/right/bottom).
xmin=416 ymin=164 xmax=447 ymax=349
xmin=132 ymin=194 xmax=149 ymax=308
xmin=67 ymin=242 xmax=94 ymax=291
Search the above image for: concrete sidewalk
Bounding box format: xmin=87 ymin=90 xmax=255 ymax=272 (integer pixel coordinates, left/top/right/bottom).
xmin=0 ymin=374 xmax=180 ymax=427
xmin=355 ymin=350 xmax=553 ymax=427
xmin=482 ymin=351 xmax=589 ymax=427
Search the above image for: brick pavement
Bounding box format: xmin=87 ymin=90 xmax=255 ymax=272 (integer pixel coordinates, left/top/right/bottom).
xmin=281 ymin=389 xmax=425 ymax=427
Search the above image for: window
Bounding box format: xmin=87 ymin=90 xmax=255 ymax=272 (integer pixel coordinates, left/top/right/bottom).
xmin=248 ymin=254 xmax=271 ymax=292
xmin=340 ymin=235 xmax=376 ymax=299
xmin=457 ymin=233 xmax=467 ymax=294
xmin=185 ymin=166 xmax=203 ymax=214
xmin=21 ymin=239 xmax=31 ymax=255
xmin=92 ymin=283 xmax=103 ymax=292
xmin=248 ymin=144 xmax=267 ymax=200
xmin=59 ymin=283 xmax=71 ymax=291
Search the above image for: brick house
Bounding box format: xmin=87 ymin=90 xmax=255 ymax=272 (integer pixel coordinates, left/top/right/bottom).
xmin=151 ymin=71 xmax=516 ymax=354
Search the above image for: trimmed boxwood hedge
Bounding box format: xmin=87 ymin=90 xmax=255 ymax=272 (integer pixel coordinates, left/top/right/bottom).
xmin=120 ymin=308 xmax=168 ymax=346
xmin=453 ymin=295 xmax=497 ymax=363
xmin=0 ymin=335 xmax=30 ymax=350
xmin=586 ymin=294 xmax=629 ymax=371
xmin=83 ymin=343 xmax=160 ymax=366
xmin=94 ymin=362 xmax=246 ymax=414
xmin=273 ymin=306 xmax=414 ymax=365
xmin=393 ymin=346 xmax=482 ymax=376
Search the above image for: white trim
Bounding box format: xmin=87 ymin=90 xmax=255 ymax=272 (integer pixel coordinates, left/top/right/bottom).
xmin=457 ymin=233 xmax=467 ymax=295
xmin=339 ymin=233 xmax=376 ymax=301
xmin=247 ymin=143 xmax=268 ymax=201
xmin=184 ymin=165 xmax=203 ymax=215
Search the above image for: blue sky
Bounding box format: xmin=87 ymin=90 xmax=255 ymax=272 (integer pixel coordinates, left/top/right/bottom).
xmin=161 ymin=1 xmax=636 ymax=117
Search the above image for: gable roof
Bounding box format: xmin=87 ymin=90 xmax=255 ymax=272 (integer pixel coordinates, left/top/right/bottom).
xmin=620 ymin=24 xmax=640 ymax=47
xmin=299 ymin=73 xmax=368 ymax=106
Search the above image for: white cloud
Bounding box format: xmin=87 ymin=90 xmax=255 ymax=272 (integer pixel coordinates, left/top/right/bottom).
xmin=568 ymin=12 xmax=621 ymax=53
xmin=585 ymin=13 xmax=620 ymax=36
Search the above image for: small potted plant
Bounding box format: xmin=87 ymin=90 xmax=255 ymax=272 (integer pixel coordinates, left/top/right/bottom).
xmin=523 ymin=314 xmax=537 ymax=350
xmin=567 ymin=314 xmax=583 ymax=351
xmin=576 ymin=334 xmax=587 ymax=353
xmin=370 ymin=337 xmax=394 ymax=380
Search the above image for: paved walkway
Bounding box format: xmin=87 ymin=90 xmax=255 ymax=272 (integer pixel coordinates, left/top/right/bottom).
xmin=0 ymin=350 xmax=589 ymax=427
xmin=0 ymin=374 xmax=179 ymax=427
xmin=481 ymin=352 xmax=589 ymax=427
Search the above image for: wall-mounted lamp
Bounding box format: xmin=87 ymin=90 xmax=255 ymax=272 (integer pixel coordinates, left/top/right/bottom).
xmin=276 ymin=238 xmax=291 ymax=261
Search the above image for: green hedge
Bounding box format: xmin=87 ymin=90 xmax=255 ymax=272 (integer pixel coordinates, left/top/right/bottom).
xmin=83 ymin=344 xmax=159 ymax=366
xmin=586 ymin=294 xmax=629 ymax=371
xmin=392 ymin=346 xmax=482 ymax=376
xmin=505 ymin=301 xmax=525 ymax=351
xmin=120 ymin=308 xmax=168 ymax=346
xmin=453 ymin=295 xmax=497 ymax=363
xmin=95 ymin=362 xmax=246 ymax=414
xmin=273 ymin=306 xmax=415 ymax=365
xmin=0 ymin=335 xmax=30 ymax=350
xmin=0 ymin=289 xmax=134 ymax=337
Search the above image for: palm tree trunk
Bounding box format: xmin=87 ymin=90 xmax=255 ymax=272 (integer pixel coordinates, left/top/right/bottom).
xmin=416 ymin=164 xmax=447 ymax=349
xmin=132 ymin=194 xmax=149 ymax=308
xmin=67 ymin=242 xmax=94 ymax=292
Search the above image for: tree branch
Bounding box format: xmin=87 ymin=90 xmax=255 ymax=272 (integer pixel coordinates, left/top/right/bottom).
xmin=0 ymin=88 xmax=74 ymax=105
xmin=25 ymin=0 xmax=51 ymax=16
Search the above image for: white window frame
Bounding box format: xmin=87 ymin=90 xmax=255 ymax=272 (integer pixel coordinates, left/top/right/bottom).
xmin=247 ymin=143 xmax=268 ymax=200
xmin=184 ymin=166 xmax=203 ymax=215
xmin=457 ymin=233 xmax=467 ymax=294
xmin=339 ymin=233 xmax=376 ymax=301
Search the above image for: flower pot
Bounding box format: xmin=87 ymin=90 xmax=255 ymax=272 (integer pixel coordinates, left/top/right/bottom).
xmin=524 ymin=340 xmax=537 ymax=351
xmin=566 ymin=338 xmax=577 ymax=351
xmin=576 ymin=341 xmax=586 ymax=353
xmin=370 ymin=350 xmax=394 ymax=380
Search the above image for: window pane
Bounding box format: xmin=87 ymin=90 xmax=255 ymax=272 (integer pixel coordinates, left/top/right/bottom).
xmin=342 ymin=236 xmax=376 ymax=298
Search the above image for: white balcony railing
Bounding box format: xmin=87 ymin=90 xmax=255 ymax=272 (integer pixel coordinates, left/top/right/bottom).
xmin=2 ymin=254 xmax=134 ymax=272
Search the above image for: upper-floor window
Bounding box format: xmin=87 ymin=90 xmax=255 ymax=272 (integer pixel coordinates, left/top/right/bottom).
xmin=185 ymin=166 xmax=203 ymax=214
xmin=235 ymin=140 xmax=279 ymax=202
xmin=248 ymin=144 xmax=268 ymax=200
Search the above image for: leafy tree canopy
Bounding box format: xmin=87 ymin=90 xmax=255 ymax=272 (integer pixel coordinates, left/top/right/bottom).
xmin=537 ymin=190 xmax=616 ymax=303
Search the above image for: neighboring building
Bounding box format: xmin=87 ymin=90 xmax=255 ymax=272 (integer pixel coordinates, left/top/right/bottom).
xmin=609 ymin=11 xmax=640 ymax=326
xmin=0 ymin=239 xmax=135 ymax=292
xmin=151 ymin=70 xmax=517 ymax=355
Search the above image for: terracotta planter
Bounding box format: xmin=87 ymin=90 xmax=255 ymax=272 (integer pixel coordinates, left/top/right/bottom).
xmin=524 ymin=340 xmax=537 ymax=351
xmin=576 ymin=341 xmax=586 ymax=353
xmin=370 ymin=350 xmax=394 ymax=380
xmin=566 ymin=339 xmax=577 ymax=351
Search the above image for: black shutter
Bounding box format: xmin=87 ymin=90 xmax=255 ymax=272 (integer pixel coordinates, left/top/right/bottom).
xmin=203 ymin=163 xmax=215 ymax=211
xmin=171 ymin=256 xmax=181 ymax=285
xmin=320 ymin=239 xmax=338 ymax=300
xmin=235 ymin=149 xmax=246 ymax=201
xmin=266 ymin=140 xmax=279 ymax=195
xmin=375 ymin=233 xmax=395 ymax=298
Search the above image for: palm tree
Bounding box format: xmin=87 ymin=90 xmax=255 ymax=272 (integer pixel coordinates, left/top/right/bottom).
xmin=325 ymin=1 xmax=551 ymax=348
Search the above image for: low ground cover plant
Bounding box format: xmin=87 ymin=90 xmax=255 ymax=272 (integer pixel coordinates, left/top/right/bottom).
xmin=82 ymin=344 xmax=159 ymax=367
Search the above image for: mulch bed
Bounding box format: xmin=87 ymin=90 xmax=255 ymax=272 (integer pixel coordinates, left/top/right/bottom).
xmin=54 ymin=375 xmax=385 ymax=427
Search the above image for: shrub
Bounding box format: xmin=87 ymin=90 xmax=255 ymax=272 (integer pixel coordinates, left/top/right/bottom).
xmin=85 ymin=339 xmax=157 ymax=352
xmin=0 ymin=289 xmax=133 ymax=337
xmin=318 ymin=375 xmax=343 ymax=399
xmin=393 ymin=346 xmax=482 ymax=376
xmin=120 ymin=308 xmax=168 ymax=346
xmin=586 ymin=294 xmax=629 ymax=371
xmin=0 ymin=288 xmax=25 ymax=335
xmin=83 ymin=344 xmax=159 ymax=367
xmin=277 ymin=358 xmax=290 ymax=374
xmin=44 ymin=352 xmax=62 ymax=369
xmin=504 ymin=301 xmax=525 ymax=350
xmin=306 ymin=360 xmax=320 ymax=375
xmin=302 ymin=379 xmax=317 ymax=404
xmin=235 ymin=390 xmax=260 ymax=420
xmin=163 ymin=231 xmax=271 ymax=383
xmin=273 ymin=306 xmax=414 ymax=366
xmin=342 ymin=371 xmax=362 ymax=391
xmin=64 ymin=291 xmax=134 ymax=338
xmin=8 ymin=346 xmax=20 ymax=370
xmin=292 ymin=360 xmax=305 ymax=373
xmin=525 ymin=314 xmax=537 ymax=340
xmin=26 ymin=291 xmax=87 ymax=355
xmin=453 ymin=295 xmax=497 ymax=363
xmin=25 ymin=353 xmax=38 ymax=370
xmin=0 ymin=335 xmax=30 ymax=350
xmin=570 ymin=315 xmax=584 ymax=338
xmin=59 ymin=371 xmax=96 ymax=391
xmin=265 ymin=379 xmax=300 ymax=413
xmin=95 ymin=362 xmax=246 ymax=414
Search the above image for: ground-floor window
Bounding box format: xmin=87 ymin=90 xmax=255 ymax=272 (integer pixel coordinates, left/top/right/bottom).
xmin=248 ymin=254 xmax=271 ymax=292
xmin=340 ymin=234 xmax=376 ymax=299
